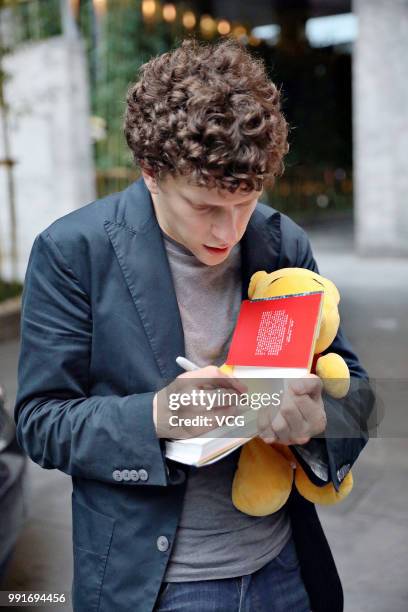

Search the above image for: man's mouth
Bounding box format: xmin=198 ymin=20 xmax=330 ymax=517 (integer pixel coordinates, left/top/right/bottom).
xmin=203 ymin=245 xmax=230 ymax=254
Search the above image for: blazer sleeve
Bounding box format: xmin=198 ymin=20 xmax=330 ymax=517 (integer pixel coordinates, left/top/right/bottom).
xmin=14 ymin=232 xmax=169 ymax=487
xmin=279 ymin=217 xmax=375 ymax=491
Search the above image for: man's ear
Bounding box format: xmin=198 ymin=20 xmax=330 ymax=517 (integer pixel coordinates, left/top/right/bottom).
xmin=141 ymin=165 xmax=159 ymax=195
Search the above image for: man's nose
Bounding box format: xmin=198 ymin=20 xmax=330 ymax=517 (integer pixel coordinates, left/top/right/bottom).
xmin=212 ymin=213 xmax=239 ymax=245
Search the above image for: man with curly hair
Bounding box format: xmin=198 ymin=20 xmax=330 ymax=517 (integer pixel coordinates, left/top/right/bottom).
xmin=15 ymin=39 xmax=372 ymax=612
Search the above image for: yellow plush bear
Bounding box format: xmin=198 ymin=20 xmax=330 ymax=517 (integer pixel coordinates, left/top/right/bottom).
xmin=221 ymin=268 xmax=354 ymax=517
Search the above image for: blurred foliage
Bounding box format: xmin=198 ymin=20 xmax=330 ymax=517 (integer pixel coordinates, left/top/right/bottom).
xmin=78 ymin=0 xmax=176 ymax=171
xmin=0 ymin=278 xmax=22 ymax=302
xmin=0 ymin=0 xmax=61 ymax=46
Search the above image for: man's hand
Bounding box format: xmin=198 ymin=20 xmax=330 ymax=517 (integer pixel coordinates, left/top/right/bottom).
xmin=153 ymin=366 xmax=247 ymax=439
xmin=257 ymin=374 xmax=327 ymax=446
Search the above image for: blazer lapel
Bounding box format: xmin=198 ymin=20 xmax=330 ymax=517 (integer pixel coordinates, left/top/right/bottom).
xmin=240 ymin=205 xmax=282 ymax=298
xmin=104 ymin=180 xmax=185 ymax=382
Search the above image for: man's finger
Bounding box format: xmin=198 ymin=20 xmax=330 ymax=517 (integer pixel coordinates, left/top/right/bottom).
xmin=278 ymin=400 xmax=310 ymax=439
xmin=270 ymin=412 xmax=292 ymax=444
xmin=257 ymin=406 xmax=276 ymax=443
xmin=178 ymin=368 xmax=247 ymax=394
xmin=199 ymin=366 xmax=248 ymax=393
xmin=290 ymin=394 xmax=327 ymax=434
xmin=289 ymin=375 xmax=322 ymax=399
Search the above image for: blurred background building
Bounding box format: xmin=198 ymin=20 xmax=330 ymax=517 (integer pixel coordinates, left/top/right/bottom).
xmin=0 ymin=0 xmax=407 ymax=289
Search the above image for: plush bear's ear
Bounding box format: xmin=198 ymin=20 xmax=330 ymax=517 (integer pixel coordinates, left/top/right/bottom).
xmin=248 ymin=271 xmax=268 ymax=298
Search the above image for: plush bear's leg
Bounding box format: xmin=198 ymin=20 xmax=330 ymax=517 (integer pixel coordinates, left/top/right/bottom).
xmin=232 ymin=438 xmax=294 ymax=516
xmin=292 ymin=452 xmax=353 ymax=504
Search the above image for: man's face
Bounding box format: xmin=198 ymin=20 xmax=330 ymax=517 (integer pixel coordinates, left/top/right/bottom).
xmin=143 ymin=172 xmax=262 ymax=266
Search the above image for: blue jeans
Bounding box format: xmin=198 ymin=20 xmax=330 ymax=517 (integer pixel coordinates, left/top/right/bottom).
xmin=154 ymin=537 xmax=311 ymax=611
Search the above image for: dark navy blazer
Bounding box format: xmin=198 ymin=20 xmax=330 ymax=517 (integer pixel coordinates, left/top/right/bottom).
xmin=15 ymin=178 xmax=373 ymax=612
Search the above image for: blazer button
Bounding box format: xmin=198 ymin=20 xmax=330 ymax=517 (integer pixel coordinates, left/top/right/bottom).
xmin=112 ymin=470 xmax=123 ymax=482
xmin=138 ymin=469 xmax=149 ymax=481
xmin=122 ymin=469 xmax=130 ymax=481
xmin=130 ymin=469 xmax=139 ymax=482
xmin=157 ymin=535 xmax=169 ymax=552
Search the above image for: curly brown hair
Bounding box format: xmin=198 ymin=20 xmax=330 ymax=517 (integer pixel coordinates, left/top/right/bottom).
xmin=124 ymin=38 xmax=288 ymax=193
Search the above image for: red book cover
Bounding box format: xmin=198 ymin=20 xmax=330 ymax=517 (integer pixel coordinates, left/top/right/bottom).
xmin=226 ymin=292 xmax=323 ymax=369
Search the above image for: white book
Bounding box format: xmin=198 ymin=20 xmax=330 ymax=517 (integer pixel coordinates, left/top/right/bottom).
xmin=165 ymin=435 xmax=251 ymax=467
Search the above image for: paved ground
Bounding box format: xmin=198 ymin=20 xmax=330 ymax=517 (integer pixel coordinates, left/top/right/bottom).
xmin=305 ymin=221 xmax=408 ymax=612
xmin=1 ymin=219 xmax=407 ymax=611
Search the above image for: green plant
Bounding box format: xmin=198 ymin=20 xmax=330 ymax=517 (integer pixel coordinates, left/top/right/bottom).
xmin=0 ymin=278 xmax=22 ymax=302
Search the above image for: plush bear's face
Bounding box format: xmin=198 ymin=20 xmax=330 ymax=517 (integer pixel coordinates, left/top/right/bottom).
xmin=248 ymin=268 xmax=340 ymax=353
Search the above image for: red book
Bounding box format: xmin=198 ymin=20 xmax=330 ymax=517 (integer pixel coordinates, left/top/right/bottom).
xmin=226 ymin=292 xmax=323 ymax=375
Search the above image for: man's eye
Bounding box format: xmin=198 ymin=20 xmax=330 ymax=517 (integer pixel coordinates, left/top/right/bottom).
xmin=238 ymin=201 xmax=256 ymax=209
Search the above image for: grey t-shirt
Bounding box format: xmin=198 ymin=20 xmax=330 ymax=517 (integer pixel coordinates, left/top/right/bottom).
xmin=162 ymin=232 xmax=291 ymax=582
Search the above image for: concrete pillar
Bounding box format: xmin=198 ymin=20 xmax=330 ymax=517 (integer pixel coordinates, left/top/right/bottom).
xmin=353 ymin=0 xmax=408 ymax=256
xmin=0 ymin=35 xmax=95 ymax=282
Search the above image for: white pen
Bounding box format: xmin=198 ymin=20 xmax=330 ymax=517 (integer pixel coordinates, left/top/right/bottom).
xmin=176 ymin=356 xmax=200 ymax=372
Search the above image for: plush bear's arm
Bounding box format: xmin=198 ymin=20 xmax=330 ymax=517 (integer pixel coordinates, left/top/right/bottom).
xmin=279 ymin=216 xmax=376 ymax=491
